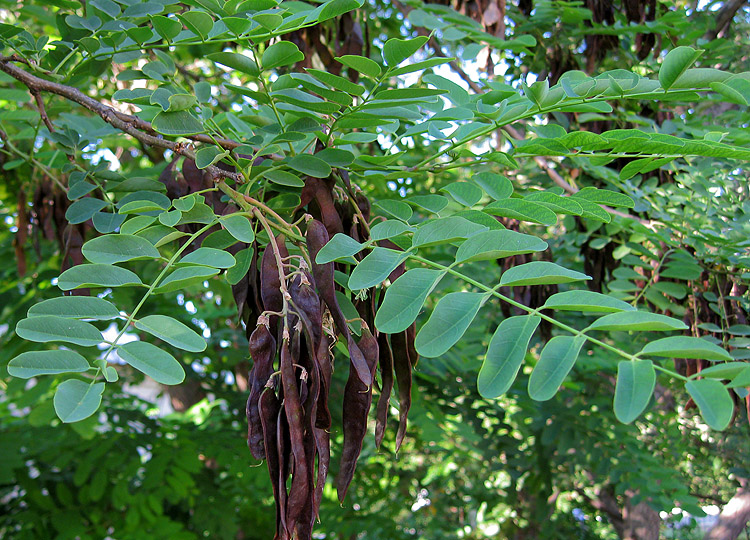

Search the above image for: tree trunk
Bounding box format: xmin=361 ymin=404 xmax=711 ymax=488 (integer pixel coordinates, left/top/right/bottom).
xmin=705 ymin=489 xmax=750 ymax=540
xmin=622 ymin=501 xmax=660 ymax=540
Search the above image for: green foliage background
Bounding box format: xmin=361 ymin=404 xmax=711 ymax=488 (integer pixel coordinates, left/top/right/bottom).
xmin=1 ymin=0 xmax=750 ymax=538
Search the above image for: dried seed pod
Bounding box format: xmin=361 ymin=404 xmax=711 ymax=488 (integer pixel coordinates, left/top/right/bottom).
xmin=247 ymin=323 xmax=277 ymax=459
xmin=391 ymin=329 xmax=413 ymax=452
xmin=306 ymin=219 xmax=372 ymax=386
xmin=261 ymin=234 xmax=289 ymax=314
xmin=337 ymin=327 xmax=378 ymax=502
xmin=280 ymin=338 xmax=309 ymax=533
xmin=259 ymin=387 xmax=283 ymax=537
xmin=315 ymin=334 xmax=332 ymax=430
xmin=375 ymin=332 xmax=394 ymax=449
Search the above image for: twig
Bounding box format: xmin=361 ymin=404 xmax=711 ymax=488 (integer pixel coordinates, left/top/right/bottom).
xmin=0 ymin=57 xmax=243 ymax=182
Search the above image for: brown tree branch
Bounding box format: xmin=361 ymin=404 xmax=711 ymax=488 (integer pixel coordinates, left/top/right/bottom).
xmin=704 ymin=0 xmax=747 ymax=40
xmin=0 ymin=57 xmax=244 ymax=183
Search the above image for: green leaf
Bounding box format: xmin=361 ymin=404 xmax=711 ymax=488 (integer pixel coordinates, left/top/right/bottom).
xmin=441 ymin=182 xmax=483 ymax=207
xmin=374 ymin=199 xmax=413 ymax=221
xmin=524 ymin=192 xmax=583 ymax=215
xmin=542 ymin=290 xmax=636 ymax=313
xmin=262 ymin=41 xmax=304 ymax=70
xmin=150 ymin=15 xmax=181 ymax=40
xmin=195 ymin=146 xmax=229 ymax=169
xmin=348 ymin=247 xmax=408 ymax=290
xmin=92 ymin=212 xmax=126 ymax=233
xmin=412 ymin=216 xmax=486 ymax=248
xmin=315 ymin=233 xmax=364 ymax=264
xmin=336 ymin=55 xmax=381 ymax=78
xmin=528 ymin=336 xmax=586 ymax=401
xmin=220 ymin=214 xmax=255 ymax=243
xmin=614 ymin=360 xmax=655 ymax=423
xmin=305 ymin=68 xmax=365 ymax=96
xmin=640 ymin=337 xmax=732 ymax=361
xmin=335 ymin=290 xmax=362 ymax=335
xmin=573 ymin=187 xmax=634 ymax=208
xmin=28 ymin=296 xmax=120 ymax=320
xmin=58 ymin=264 xmax=143 ymax=290
xmin=478 ymin=315 xmax=541 ymax=398
xmin=587 ymin=311 xmax=688 ymax=332
xmin=16 ymin=316 xmax=103 ymax=347
xmin=383 ymin=35 xmax=428 ymax=66
xmin=484 ymin=199 xmax=557 ymax=225
xmin=178 ymin=10 xmax=213 ymax=38
xmin=406 ymin=195 xmax=449 ymax=214
xmin=82 ymin=234 xmax=161 ymax=264
xmin=134 ymin=315 xmax=206 ymax=352
xmin=226 ymin=247 xmax=253 ymax=285
xmin=375 ymin=269 xmax=444 ymax=334
xmin=575 ymin=198 xmax=611 ymax=223
xmin=178 ymin=247 xmax=236 ymax=269
xmin=154 ymin=266 xmax=220 ymax=293
xmin=455 ymin=229 xmax=547 ymax=263
xmin=158 ymin=209 xmax=182 ymax=227
xmin=415 ymin=292 xmax=487 ymax=358
xmin=698 ymin=362 xmax=750 ymax=380
xmin=8 ymin=350 xmax=90 ymax=379
xmin=728 ymin=366 xmax=750 ymax=388
xmin=500 ymin=262 xmax=591 ymax=287
xmin=390 ymin=57 xmax=452 ymax=77
xmin=264 ymin=169 xmax=305 ymax=187
xmin=473 ymin=172 xmax=513 ymax=200
xmin=287 ymin=155 xmax=331 ymax=178
xmin=207 ymin=51 xmax=259 ymax=77
xmin=370 ymin=220 xmax=412 ymax=241
xmin=659 ymin=46 xmax=703 ymax=91
xmin=66 ymin=198 xmax=108 ymax=224
xmin=685 ymin=379 xmax=733 ymax=430
xmin=54 ymin=380 xmax=105 ymax=423
xmin=117 ymin=341 xmax=185 ymax=384
xmin=152 ymin=111 xmax=204 ymax=136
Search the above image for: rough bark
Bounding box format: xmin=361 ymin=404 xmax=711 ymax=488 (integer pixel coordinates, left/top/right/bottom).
xmin=622 ymin=501 xmax=660 ymax=540
xmin=705 ymin=489 xmax=750 ymax=540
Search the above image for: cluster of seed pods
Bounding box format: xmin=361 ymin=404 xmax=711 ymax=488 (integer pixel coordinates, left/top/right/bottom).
xmin=241 ymin=174 xmax=417 ymax=539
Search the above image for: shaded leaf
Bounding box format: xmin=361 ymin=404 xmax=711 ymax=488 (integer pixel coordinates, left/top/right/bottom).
xmin=135 ymin=315 xmax=206 ymax=352
xmin=587 ymin=311 xmax=688 ymax=332
xmin=54 ymin=380 xmax=105 ymax=423
xmin=528 ymin=336 xmax=586 ymax=401
xmin=8 ymin=350 xmax=90 ymax=379
xmin=82 ymin=234 xmax=161 ymax=264
xmin=16 ymin=316 xmax=103 ymax=347
xmin=58 ymin=264 xmax=143 ymax=290
xmin=415 ymin=292 xmax=487 ymax=358
xmin=28 ymin=296 xmax=120 ymax=320
xmin=117 ymin=341 xmax=185 ymax=384
xmin=500 ymin=261 xmax=591 ymax=287
xmin=614 ymin=360 xmax=655 ymax=423
xmin=455 ymin=229 xmax=547 ymax=263
xmin=685 ymin=379 xmax=733 ymax=430
xmin=640 ymin=336 xmax=732 ymax=361
xmin=348 ymin=247 xmax=408 ymax=290
xmin=375 ymin=269 xmax=444 ymax=334
xmin=478 ymin=315 xmax=541 ymax=398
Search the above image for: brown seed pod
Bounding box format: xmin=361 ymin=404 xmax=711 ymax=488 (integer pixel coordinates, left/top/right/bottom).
xmin=306 ymin=219 xmax=372 ymax=386
xmin=391 ymin=328 xmax=413 ymax=452
xmin=375 ymin=332 xmax=394 ymax=449
xmin=337 ymin=326 xmax=378 ymax=502
xmin=247 ymin=323 xmax=277 ymax=460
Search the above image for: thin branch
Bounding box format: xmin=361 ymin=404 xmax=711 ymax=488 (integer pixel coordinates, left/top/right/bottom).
xmin=0 ymin=57 xmax=244 ymax=182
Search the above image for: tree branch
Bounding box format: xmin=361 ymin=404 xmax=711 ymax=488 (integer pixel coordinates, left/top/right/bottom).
xmin=0 ymin=57 xmax=244 ymax=183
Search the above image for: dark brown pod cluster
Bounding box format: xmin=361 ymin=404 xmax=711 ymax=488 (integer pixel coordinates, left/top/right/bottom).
xmin=242 ymin=173 xmax=419 ymax=537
